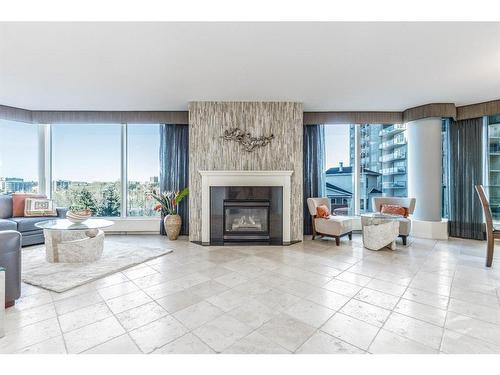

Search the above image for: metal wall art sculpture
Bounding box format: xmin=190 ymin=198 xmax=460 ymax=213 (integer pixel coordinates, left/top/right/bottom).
xmin=220 ymin=127 xmax=275 ymax=152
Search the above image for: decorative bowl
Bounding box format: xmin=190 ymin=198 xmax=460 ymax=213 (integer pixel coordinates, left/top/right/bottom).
xmin=66 ymin=209 xmax=92 ymax=223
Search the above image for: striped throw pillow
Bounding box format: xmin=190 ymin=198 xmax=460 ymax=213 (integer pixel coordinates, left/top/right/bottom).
xmin=24 ymin=198 xmax=57 ymax=217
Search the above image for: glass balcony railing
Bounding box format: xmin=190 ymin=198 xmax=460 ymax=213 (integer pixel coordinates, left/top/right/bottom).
xmin=381 ymin=166 xmax=406 ymax=175
xmin=382 ymin=181 xmax=407 ymax=189
xmin=379 ymin=135 xmax=406 ymax=150
xmin=379 ymin=151 xmax=407 ymax=163
xmin=379 ymin=124 xmax=406 ymax=137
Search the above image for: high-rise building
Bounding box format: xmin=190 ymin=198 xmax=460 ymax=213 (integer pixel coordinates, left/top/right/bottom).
xmin=349 ymin=123 xmax=408 ymax=198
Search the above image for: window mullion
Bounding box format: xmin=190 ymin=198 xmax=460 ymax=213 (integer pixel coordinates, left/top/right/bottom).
xmin=121 ymin=123 xmax=128 ymax=218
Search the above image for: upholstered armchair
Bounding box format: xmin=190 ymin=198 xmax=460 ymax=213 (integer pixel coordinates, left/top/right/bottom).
xmin=372 ymin=197 xmax=416 ymax=245
xmin=0 ymin=230 xmax=22 ymax=307
xmin=307 ymin=198 xmax=353 ymax=245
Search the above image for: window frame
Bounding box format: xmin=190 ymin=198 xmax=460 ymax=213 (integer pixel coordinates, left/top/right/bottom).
xmin=41 ymin=123 xmax=159 ymax=219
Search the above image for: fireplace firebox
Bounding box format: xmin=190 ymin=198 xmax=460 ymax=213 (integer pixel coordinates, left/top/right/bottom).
xmin=210 ymin=186 xmax=283 ymax=245
xmin=223 ymin=200 xmax=270 ymax=241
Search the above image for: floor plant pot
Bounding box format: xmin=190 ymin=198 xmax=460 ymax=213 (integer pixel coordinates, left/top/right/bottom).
xmin=164 ymin=214 xmax=182 ymax=240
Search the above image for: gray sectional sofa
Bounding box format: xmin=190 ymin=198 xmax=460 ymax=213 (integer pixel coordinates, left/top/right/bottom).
xmin=0 ymin=195 xmax=67 ymax=246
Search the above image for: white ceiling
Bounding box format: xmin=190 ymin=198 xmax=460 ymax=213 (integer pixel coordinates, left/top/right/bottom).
xmin=0 ymin=22 xmax=499 ymax=111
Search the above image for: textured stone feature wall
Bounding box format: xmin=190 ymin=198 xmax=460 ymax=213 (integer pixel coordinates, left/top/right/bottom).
xmin=188 ymin=101 xmax=304 ymax=242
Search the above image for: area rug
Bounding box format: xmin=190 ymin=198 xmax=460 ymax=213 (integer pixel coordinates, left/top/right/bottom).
xmin=22 ymin=242 xmax=173 ymax=293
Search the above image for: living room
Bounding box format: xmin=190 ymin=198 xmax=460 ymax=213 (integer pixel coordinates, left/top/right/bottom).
xmin=1 ymin=1 xmax=500 ymax=373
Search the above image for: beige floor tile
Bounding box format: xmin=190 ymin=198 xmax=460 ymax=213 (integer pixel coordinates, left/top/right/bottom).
xmin=224 ymin=331 xmax=290 ymax=354
xmin=153 ymin=333 xmax=215 ymax=354
xmin=63 ymin=316 xmax=125 ymax=353
xmin=193 ymin=314 xmax=253 ymax=352
xmin=206 ymin=289 xmax=252 ymax=312
xmin=383 ymin=312 xmax=444 ymax=349
xmin=58 ymin=301 xmax=112 ymax=333
xmin=369 ymin=329 xmax=438 ymax=354
xmin=4 ymin=302 xmax=57 ymax=334
xmin=296 ymin=331 xmax=365 ymax=354
xmin=105 ymin=290 xmax=152 ymax=314
xmin=214 ymin=272 xmax=249 ymax=288
xmin=450 ymin=287 xmax=500 ymax=308
xmin=323 ymin=279 xmax=362 ymax=298
xmin=340 ymin=299 xmax=391 ymax=327
xmin=445 ymin=312 xmax=500 ymax=346
xmin=354 ymin=288 xmax=400 ymax=310
xmin=13 ymin=292 xmax=53 ymax=311
xmin=395 ymin=299 xmax=447 ymax=327
xmin=128 ymin=315 xmax=188 ymax=353
xmin=440 ymin=329 xmax=500 ymax=354
xmin=116 ymin=301 xmax=169 ymax=331
xmin=173 ymin=301 xmax=224 ymax=329
xmin=156 ymin=290 xmax=203 ymax=313
xmin=15 ymin=335 xmax=67 ymax=354
xmin=284 ymin=299 xmax=334 ymax=328
xmin=54 ymin=291 xmax=103 ymax=315
xmin=365 ymin=278 xmax=407 ymax=297
xmin=96 ymin=281 xmax=140 ymax=300
xmin=0 ymin=318 xmax=62 ymax=353
xmin=335 ymin=272 xmax=372 ymax=286
xmin=305 ymin=288 xmax=350 ymax=311
xmin=122 ymin=265 xmax=158 ymax=280
xmin=83 ymin=334 xmax=141 ymax=354
xmin=185 ymin=280 xmax=229 ymax=299
xmin=50 ymin=284 xmax=96 ymax=302
xmin=227 ymin=298 xmax=276 ymax=329
xmin=252 ymin=288 xmax=301 ymax=310
xmin=448 ymin=298 xmax=500 ymax=325
xmin=321 ymin=312 xmax=380 ymax=350
xmin=257 ymin=313 xmax=316 ymax=352
xmin=402 ymin=288 xmax=449 ymax=310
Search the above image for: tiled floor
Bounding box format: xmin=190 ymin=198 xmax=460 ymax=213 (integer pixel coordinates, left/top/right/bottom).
xmin=2 ymin=234 xmax=500 ymax=354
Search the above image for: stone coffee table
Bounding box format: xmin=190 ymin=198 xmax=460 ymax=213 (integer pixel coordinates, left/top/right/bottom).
xmin=360 ymin=213 xmax=404 ymax=251
xmin=36 ymin=219 xmax=114 ymax=263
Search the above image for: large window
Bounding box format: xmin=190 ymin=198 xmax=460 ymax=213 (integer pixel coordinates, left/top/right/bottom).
xmin=488 ymin=115 xmax=500 ymax=221
xmin=0 ymin=119 xmax=39 ymax=194
xmin=324 ymin=123 xmax=408 ymax=215
xmin=325 ymin=125 xmax=354 ymax=215
xmin=127 ymin=124 xmax=160 ymax=216
xmin=52 ymin=124 xmax=122 ymax=217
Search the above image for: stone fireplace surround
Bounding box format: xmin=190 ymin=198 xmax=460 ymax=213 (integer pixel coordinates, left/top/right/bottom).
xmin=199 ymin=170 xmax=293 ymax=245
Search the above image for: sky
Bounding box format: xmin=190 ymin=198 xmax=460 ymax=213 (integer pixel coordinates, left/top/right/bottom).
xmin=324 ymin=125 xmax=351 ymax=170
xmin=0 ymin=120 xmax=160 ymax=182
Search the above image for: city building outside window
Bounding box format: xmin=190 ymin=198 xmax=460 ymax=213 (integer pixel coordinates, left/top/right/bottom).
xmin=324 ymin=123 xmax=408 ymax=216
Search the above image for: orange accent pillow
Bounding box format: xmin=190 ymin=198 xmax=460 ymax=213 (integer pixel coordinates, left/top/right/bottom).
xmin=316 ymin=205 xmax=331 ymax=218
xmin=12 ymin=193 xmax=46 ymax=217
xmin=381 ymin=204 xmax=409 ymax=217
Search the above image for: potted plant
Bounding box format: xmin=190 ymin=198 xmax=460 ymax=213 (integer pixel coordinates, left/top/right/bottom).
xmin=150 ymin=187 xmax=189 ymax=240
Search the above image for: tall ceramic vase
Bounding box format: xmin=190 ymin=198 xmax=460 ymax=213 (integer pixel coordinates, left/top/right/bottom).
xmin=164 ymin=214 xmax=182 ymax=240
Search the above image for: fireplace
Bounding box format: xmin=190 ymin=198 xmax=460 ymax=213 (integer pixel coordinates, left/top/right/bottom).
xmin=223 ymin=199 xmax=270 ymax=241
xmin=210 ymin=186 xmax=283 ymax=245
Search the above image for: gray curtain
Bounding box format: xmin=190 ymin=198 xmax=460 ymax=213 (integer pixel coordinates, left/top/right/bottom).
xmin=447 ymin=117 xmax=486 ymax=240
xmin=160 ymin=124 xmax=189 ymax=235
xmin=303 ymin=125 xmax=326 ymax=235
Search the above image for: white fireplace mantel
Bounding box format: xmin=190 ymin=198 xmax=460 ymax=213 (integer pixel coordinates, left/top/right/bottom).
xmin=199 ymin=170 xmax=293 ymax=244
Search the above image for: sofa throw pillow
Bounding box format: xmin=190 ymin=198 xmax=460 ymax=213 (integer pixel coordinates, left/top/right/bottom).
xmin=12 ymin=193 xmax=47 ymax=217
xmin=316 ymin=204 xmax=331 ymax=218
xmin=381 ymin=204 xmax=408 ymax=217
xmin=24 ymin=198 xmax=57 ymax=217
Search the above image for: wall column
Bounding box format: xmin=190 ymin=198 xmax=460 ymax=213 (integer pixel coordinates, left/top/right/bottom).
xmin=406 ymin=117 xmax=448 ymax=239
